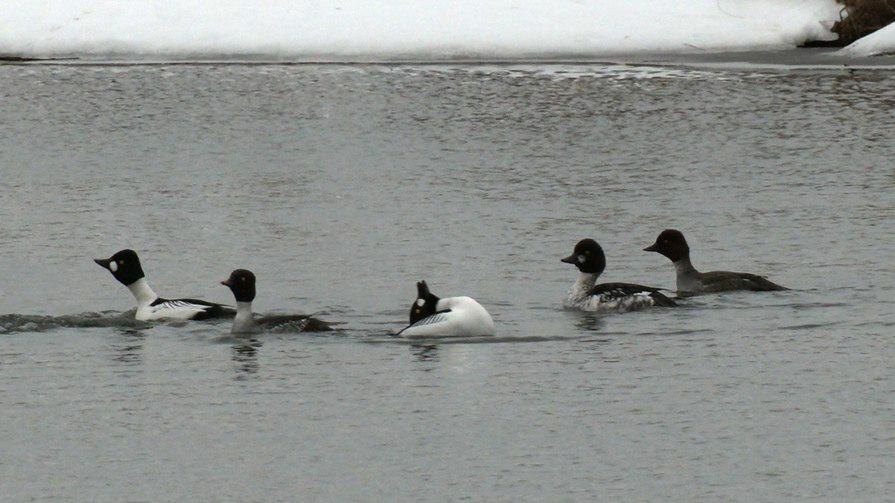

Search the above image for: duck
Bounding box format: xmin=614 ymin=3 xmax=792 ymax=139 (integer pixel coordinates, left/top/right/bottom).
xmin=397 ymin=281 xmax=495 ymax=338
xmin=220 ymin=269 xmax=332 ymax=334
xmin=94 ymin=249 xmax=234 ymax=321
xmin=644 ymin=229 xmax=787 ymax=294
xmin=562 ymin=238 xmax=675 ymax=312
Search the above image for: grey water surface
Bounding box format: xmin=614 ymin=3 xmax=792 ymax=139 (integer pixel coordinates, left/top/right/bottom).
xmin=1 ymin=62 xmax=893 ymax=501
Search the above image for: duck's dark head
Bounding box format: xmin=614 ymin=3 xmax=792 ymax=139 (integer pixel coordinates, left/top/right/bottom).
xmin=221 ymin=269 xmax=256 ymax=303
xmin=561 ymin=238 xmax=606 ymax=275
xmin=94 ymin=249 xmax=145 ymax=286
xmin=409 ymin=280 xmax=440 ymax=324
xmin=644 ymin=229 xmax=690 ymax=263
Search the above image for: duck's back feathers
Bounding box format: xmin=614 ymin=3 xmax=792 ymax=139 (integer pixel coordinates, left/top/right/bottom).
xmin=588 ymin=283 xmax=677 ymax=307
xmin=567 ymin=281 xmax=676 ymax=312
xmin=699 ymin=271 xmax=788 ymax=293
xmin=256 ymin=314 xmax=333 ymax=332
xmin=590 ymin=282 xmax=655 ymax=296
xmin=147 ymin=297 xmax=235 ymax=321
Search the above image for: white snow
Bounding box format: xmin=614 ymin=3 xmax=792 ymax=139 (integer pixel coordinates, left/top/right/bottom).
xmin=840 ymin=21 xmax=895 ymax=57
xmin=0 ymin=0 xmax=841 ymax=61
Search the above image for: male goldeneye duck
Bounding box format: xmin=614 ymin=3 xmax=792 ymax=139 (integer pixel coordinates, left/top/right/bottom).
xmin=561 ymin=238 xmax=675 ymax=312
xmin=221 ymin=269 xmax=332 ymax=334
xmin=94 ymin=249 xmax=234 ymax=321
xmin=644 ymin=229 xmax=788 ymax=295
xmin=397 ymin=281 xmax=495 ymax=338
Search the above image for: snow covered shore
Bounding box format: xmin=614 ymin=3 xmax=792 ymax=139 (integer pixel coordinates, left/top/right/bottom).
xmin=840 ymin=21 xmax=895 ymax=56
xmin=1 ymin=0 xmax=841 ymax=61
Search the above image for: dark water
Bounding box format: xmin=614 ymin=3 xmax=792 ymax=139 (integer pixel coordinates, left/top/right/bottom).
xmin=1 ymin=63 xmax=893 ymax=501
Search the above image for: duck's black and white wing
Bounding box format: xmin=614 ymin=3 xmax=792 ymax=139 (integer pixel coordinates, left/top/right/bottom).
xmin=149 ymin=297 xmax=235 ymax=320
xmin=589 ymin=283 xmax=677 ymax=309
xmin=397 ymin=310 xmax=455 ymax=338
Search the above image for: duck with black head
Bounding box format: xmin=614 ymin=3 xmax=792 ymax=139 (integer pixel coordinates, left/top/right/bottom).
xmin=397 ymin=281 xmax=495 ymax=338
xmin=220 ymin=269 xmax=332 ymax=334
xmin=561 ymin=238 xmax=675 ymax=312
xmin=95 ymin=249 xmax=234 ymax=321
xmin=644 ymin=229 xmax=787 ymax=295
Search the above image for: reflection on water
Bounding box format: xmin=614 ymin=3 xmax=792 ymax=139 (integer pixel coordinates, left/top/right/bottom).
xmin=231 ymin=338 xmax=261 ymax=378
xmin=573 ymin=311 xmax=606 ymax=332
xmin=111 ymin=330 xmax=144 ymax=366
xmin=410 ymin=343 xmax=439 ymax=362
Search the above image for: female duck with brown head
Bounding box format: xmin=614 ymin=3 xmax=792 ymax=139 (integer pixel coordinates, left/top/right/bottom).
xmin=221 ymin=269 xmax=332 ymax=334
xmin=644 ymin=229 xmax=787 ymax=295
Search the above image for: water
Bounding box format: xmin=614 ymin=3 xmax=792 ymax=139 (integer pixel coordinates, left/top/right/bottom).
xmin=1 ymin=62 xmax=893 ymax=501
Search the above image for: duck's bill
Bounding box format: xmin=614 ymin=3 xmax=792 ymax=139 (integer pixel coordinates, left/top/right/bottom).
xmin=643 ymin=244 xmax=658 ymax=252
xmin=94 ymin=258 xmax=112 ymax=269
xmin=220 ymin=279 xmax=233 ymax=287
xmin=560 ymin=255 xmax=577 ymax=264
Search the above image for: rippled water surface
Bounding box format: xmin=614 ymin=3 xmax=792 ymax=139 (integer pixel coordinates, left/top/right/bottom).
xmin=1 ymin=63 xmax=894 ymax=501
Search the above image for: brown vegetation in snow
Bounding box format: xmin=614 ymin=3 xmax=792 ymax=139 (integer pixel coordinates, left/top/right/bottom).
xmin=832 ymin=0 xmax=895 ymax=45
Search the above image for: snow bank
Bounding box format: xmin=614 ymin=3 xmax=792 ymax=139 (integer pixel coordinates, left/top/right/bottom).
xmin=0 ymin=0 xmax=840 ymax=61
xmin=839 ymin=21 xmax=895 ymax=56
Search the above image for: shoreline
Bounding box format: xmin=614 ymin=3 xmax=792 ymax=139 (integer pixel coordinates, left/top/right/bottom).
xmin=3 ymin=49 xmax=895 ymax=69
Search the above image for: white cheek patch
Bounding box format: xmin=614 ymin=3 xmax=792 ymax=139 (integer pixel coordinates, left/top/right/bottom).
xmin=416 ymin=298 xmax=425 ymax=307
xmin=577 ymin=255 xmax=585 ymax=264
xmin=109 ymin=261 xmax=118 ymax=272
